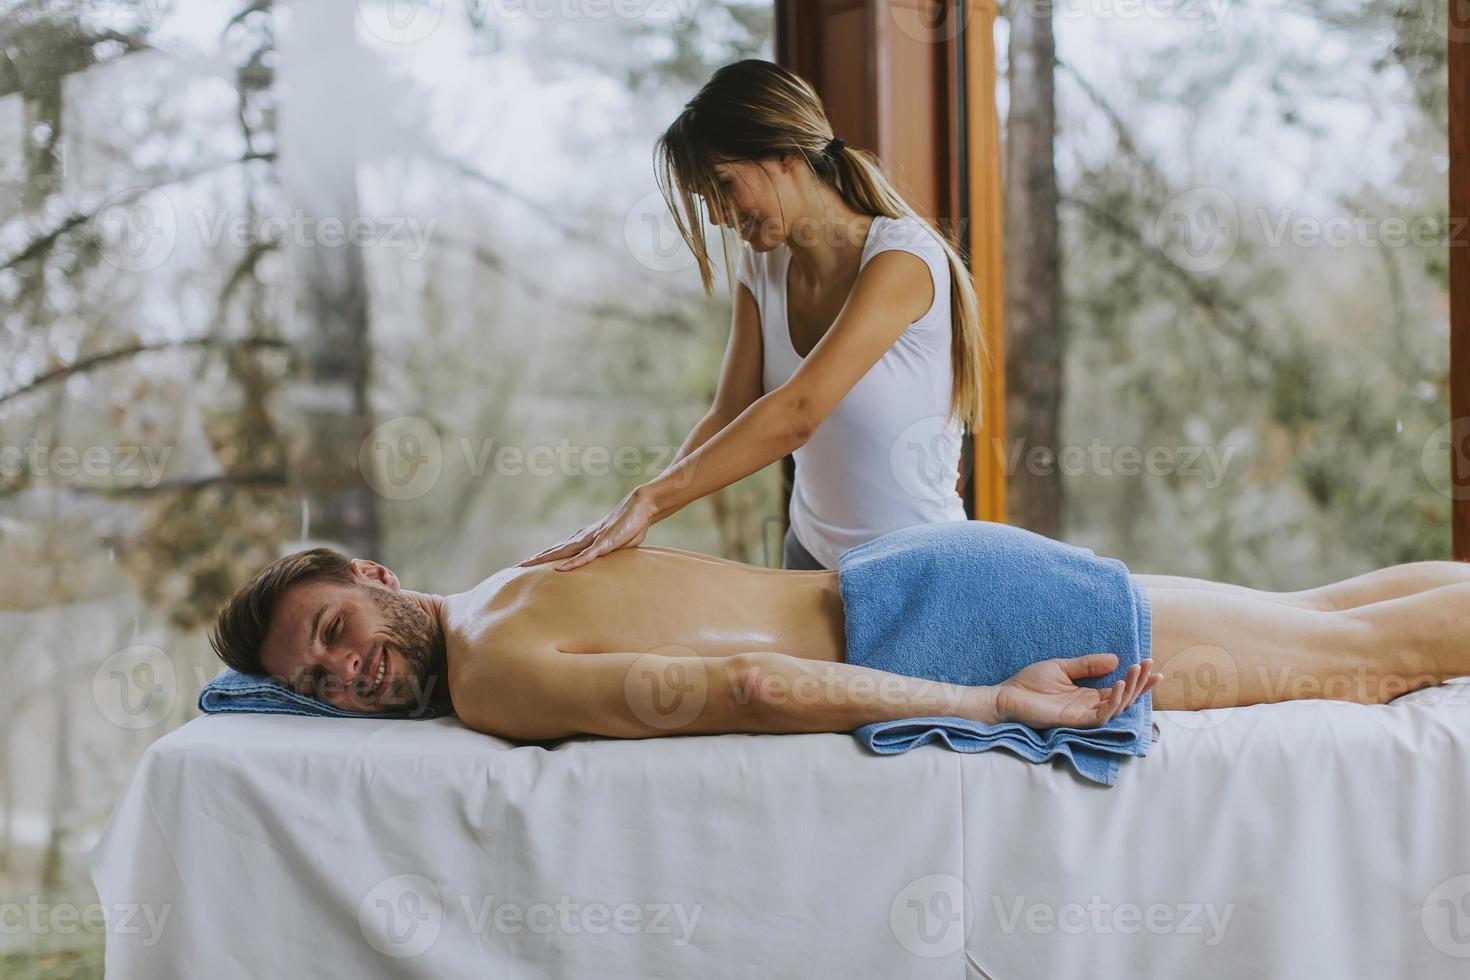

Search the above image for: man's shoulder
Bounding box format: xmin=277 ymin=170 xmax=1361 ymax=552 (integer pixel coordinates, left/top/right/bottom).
xmin=445 ymin=564 xmax=557 ymax=654
xmin=444 ymin=566 xmax=561 ymax=730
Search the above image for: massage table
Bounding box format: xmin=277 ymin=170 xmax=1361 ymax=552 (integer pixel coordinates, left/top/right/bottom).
xmin=91 ymin=680 xmax=1470 ymax=978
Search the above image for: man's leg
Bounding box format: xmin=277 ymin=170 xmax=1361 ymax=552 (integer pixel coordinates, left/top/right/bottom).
xmin=1294 ymin=561 xmax=1470 ymax=610
xmin=1133 ymin=574 xmax=1325 ymax=609
xmin=1145 ymin=583 xmax=1469 ymax=710
xmin=1135 ymin=560 xmax=1470 ymax=612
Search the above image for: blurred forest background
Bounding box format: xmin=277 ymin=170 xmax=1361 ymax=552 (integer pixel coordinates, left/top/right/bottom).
xmin=0 ymin=0 xmax=1450 ymax=974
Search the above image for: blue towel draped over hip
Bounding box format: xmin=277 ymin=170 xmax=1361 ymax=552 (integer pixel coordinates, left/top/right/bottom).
xmin=838 ymin=520 xmax=1155 ymax=786
xmin=198 ymin=667 xmax=449 ymax=720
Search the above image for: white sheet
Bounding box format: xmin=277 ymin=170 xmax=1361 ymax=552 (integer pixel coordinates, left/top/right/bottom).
xmin=91 ymin=682 xmax=1470 ymax=979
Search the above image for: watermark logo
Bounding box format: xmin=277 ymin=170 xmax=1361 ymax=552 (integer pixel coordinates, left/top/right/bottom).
xmin=194 ymin=209 xmax=436 ymax=260
xmin=1422 ymin=873 xmax=1470 ymax=958
xmin=892 ymin=0 xmax=1236 ymax=44
xmin=730 ymin=661 xmax=970 ymax=716
xmin=92 ymin=644 xmax=176 ymax=730
xmin=623 ymin=646 xmax=708 ymax=731
xmin=1422 ymin=419 xmax=1470 ymax=501
xmin=475 ymin=0 xmax=700 ymax=22
xmin=890 ymin=415 xmax=964 ymax=503
xmin=358 ymin=0 xmax=445 ymax=44
xmin=889 ymin=0 xmax=966 ymax=44
xmin=95 ymin=187 xmax=177 ymax=273
xmin=1255 ymin=210 xmax=1456 ymax=251
xmin=359 ymin=425 xmax=691 ymax=500
xmin=1155 ymin=186 xmax=1239 ymax=273
xmin=1152 ymin=643 xmax=1238 ymax=731
xmin=359 ymin=874 xmax=444 ymax=958
xmin=459 ymin=437 xmax=681 ymax=482
xmin=359 ymin=416 xmax=444 ymax=501
xmin=1392 ymin=678 xmax=1470 ymax=708
xmin=1158 ymin=189 xmax=1459 ymax=273
xmin=1418 ymin=0 xmax=1470 ymax=43
xmin=988 ymin=435 xmax=1237 ymax=487
xmin=890 ymin=873 xmax=973 ymax=959
xmin=1060 ymin=0 xmax=1233 ymax=29
xmin=77 ymin=0 xmax=173 ymax=30
xmin=459 ymin=894 xmax=701 ymax=942
xmin=358 ymin=879 xmax=702 ymax=951
xmin=624 ymin=190 xmax=695 ymax=273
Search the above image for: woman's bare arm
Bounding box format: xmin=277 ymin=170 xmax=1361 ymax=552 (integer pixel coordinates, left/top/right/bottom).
xmin=517 ymin=252 xmax=940 ymax=573
xmin=670 ymin=282 xmax=766 ymax=465
xmin=639 ymin=250 xmax=934 ymax=522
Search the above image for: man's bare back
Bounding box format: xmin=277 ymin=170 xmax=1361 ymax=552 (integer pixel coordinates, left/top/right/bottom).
xmin=443 ymin=546 xmax=847 ymax=666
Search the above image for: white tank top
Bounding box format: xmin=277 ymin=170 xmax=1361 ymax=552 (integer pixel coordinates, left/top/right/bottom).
xmin=735 ymin=213 xmax=968 ymax=569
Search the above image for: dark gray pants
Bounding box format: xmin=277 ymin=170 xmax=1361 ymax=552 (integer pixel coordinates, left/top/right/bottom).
xmin=782 ymin=524 xmax=829 ymax=570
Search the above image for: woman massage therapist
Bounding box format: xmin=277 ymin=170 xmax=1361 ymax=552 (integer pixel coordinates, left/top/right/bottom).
xmin=520 ymin=59 xmax=988 ymax=573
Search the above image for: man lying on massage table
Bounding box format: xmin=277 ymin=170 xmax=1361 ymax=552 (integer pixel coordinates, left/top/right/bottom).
xmin=208 ymin=520 xmax=1469 ymax=739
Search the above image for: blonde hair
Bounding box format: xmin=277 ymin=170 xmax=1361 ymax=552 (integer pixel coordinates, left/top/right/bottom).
xmin=654 ymin=59 xmax=987 ymax=430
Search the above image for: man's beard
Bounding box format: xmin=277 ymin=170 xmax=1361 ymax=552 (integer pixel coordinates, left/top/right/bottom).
xmin=367 ymin=586 xmax=443 ymax=712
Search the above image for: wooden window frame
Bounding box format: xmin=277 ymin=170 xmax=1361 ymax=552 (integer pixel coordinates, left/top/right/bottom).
xmin=776 ymin=0 xmax=1008 ymax=523
xmin=783 ymin=0 xmax=1470 ymax=557
xmin=1451 ymin=11 xmax=1469 ymax=558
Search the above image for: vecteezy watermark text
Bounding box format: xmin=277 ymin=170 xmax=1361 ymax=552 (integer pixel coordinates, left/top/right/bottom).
xmin=992 ymin=436 xmax=1238 ymax=488
xmin=1 ymin=439 xmax=172 ymax=487
xmin=359 ymin=416 xmax=691 ymax=500
xmin=357 ymin=874 xmax=702 ymax=959
xmin=0 ymin=898 xmax=171 ymax=947
xmin=195 ymin=209 xmax=436 ymax=261
xmin=991 ymin=894 xmax=1234 ymax=945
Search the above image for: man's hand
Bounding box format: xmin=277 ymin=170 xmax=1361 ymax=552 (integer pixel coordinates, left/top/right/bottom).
xmin=996 ymin=653 xmax=1159 ymax=729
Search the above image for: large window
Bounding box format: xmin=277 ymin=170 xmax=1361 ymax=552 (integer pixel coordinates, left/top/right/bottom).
xmin=1035 ymin=3 xmax=1452 ymax=584
xmin=0 ymin=1 xmax=772 ymax=973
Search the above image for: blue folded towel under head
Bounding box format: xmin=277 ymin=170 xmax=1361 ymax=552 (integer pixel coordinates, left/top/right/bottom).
xmin=838 ymin=520 xmax=1155 ymax=786
xmin=198 ymin=667 xmax=450 ymax=720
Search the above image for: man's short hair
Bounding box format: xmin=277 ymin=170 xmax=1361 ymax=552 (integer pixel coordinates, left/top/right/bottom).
xmin=208 ymin=547 xmax=356 ymax=676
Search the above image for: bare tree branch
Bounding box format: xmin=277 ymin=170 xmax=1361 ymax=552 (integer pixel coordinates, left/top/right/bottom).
xmin=0 ymin=336 xmax=290 ymax=405
xmin=435 ymin=232 xmax=697 ymax=334
xmin=438 ymin=155 xmax=608 ymax=248
xmin=224 ymin=0 xmax=272 ymax=33
xmin=1055 ymin=57 xmax=1165 ymax=195
xmin=1060 ymin=191 xmax=1270 ymax=360
xmin=0 ymin=466 xmax=289 ymax=501
xmin=78 ymin=465 xmax=289 ymax=498
xmin=0 ymin=150 xmax=277 ymax=272
xmin=0 ymin=16 xmax=153 ymax=99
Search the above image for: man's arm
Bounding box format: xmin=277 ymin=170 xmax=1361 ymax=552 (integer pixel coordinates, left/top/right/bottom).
xmin=454 ymin=647 xmax=1002 ymax=741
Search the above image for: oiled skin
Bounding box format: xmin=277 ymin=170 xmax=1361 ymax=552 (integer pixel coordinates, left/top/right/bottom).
xmin=442 ymin=546 xmax=848 ymax=683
